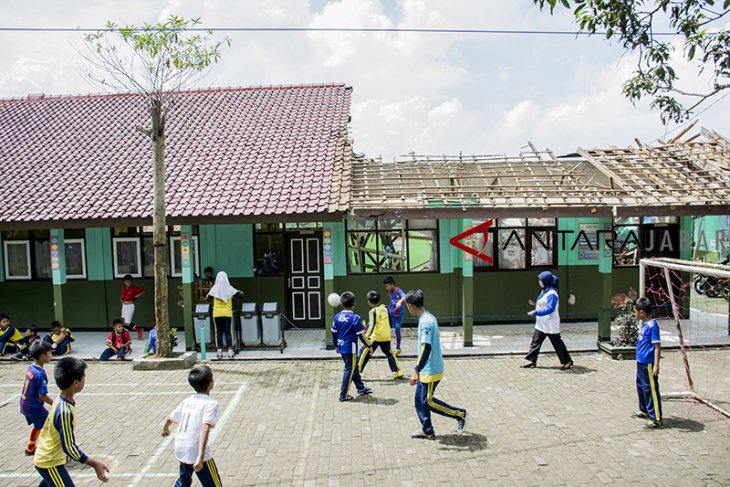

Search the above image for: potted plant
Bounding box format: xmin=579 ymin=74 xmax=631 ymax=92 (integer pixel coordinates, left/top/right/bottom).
xmin=599 ymin=288 xmax=639 ymax=360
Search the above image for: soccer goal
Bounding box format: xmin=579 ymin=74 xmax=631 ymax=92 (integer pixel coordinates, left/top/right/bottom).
xmin=640 ymin=257 xmax=730 ymax=419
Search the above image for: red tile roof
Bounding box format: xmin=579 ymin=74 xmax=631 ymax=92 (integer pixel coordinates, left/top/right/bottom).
xmin=0 ymin=84 xmax=352 ymax=228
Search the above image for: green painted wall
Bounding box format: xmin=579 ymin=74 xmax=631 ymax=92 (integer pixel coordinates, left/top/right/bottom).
xmin=200 ymin=224 xmax=253 ymax=278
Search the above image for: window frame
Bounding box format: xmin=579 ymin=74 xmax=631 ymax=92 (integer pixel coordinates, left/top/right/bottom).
xmin=345 ymin=219 xmax=440 ymax=275
xmin=612 ymin=216 xmax=679 ymax=268
xmin=169 ymin=235 xmax=200 ymax=277
xmin=473 ymin=219 xmax=558 ymax=272
xmin=253 ymin=223 xmax=287 ymax=276
xmin=64 ymin=238 xmax=87 ymax=279
xmin=112 ymin=237 xmax=143 ymax=278
xmin=3 ymin=240 xmax=32 ymax=280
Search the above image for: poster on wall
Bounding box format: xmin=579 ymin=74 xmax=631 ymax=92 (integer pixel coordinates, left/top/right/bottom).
xmin=323 ymin=228 xmax=332 ymax=264
xmin=578 ymin=222 xmax=600 ymax=260
xmin=50 ymin=236 xmax=60 ymax=271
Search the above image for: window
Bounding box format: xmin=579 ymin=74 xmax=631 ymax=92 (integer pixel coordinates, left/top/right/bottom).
xmin=254 ymin=223 xmax=285 ymax=275
xmin=613 ymin=216 xmax=679 ymax=267
xmin=3 ymin=240 xmax=31 ymax=280
xmin=473 ymin=218 xmax=557 ymax=270
xmin=113 ymin=237 xmax=142 ymax=278
xmin=113 ymin=226 xmax=199 ymax=278
xmin=2 ymin=230 xmax=86 ymax=280
xmin=169 ymin=236 xmax=200 ymax=277
xmin=64 ymin=239 xmax=86 ymax=279
xmin=346 ymin=218 xmax=438 ymax=274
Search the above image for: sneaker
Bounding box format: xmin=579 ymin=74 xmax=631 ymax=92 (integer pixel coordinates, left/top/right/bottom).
xmin=411 ymin=431 xmax=435 ymax=440
xmin=24 ymin=449 xmax=35 ymax=456
xmin=227 ymin=349 xmax=235 ymax=360
xmin=394 ymin=370 xmax=405 ymax=379
xmin=631 ymin=411 xmax=649 ymax=419
xmin=393 ymin=348 xmax=401 ymax=357
xmin=643 ymin=420 xmax=664 ymax=430
xmin=339 ymin=395 xmax=354 ymax=402
xmin=23 ymin=355 xmax=31 ymax=361
xmin=357 ymin=387 xmax=373 ymax=396
xmin=11 ymin=353 xmax=24 ymax=361
xmin=216 ymin=350 xmax=223 ymax=360
xmin=457 ymin=411 xmax=468 ymax=435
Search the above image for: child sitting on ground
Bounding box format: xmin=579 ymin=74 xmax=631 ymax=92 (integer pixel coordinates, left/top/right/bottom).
xmin=99 ymin=319 xmax=132 ymax=361
xmin=19 ymin=341 xmax=54 ymax=455
xmin=12 ymin=325 xmax=41 ymax=361
xmin=43 ymin=321 xmax=75 ymax=356
xmin=0 ymin=313 xmax=24 ymax=356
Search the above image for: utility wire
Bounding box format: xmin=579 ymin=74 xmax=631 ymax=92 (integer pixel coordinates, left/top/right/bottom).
xmin=651 ymin=91 xmax=730 ymax=144
xmin=0 ymin=26 xmax=682 ymax=35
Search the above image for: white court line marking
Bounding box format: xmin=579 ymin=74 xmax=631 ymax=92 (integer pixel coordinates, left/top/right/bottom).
xmin=0 ymin=393 xmax=19 ymax=408
xmin=0 ymin=381 xmax=249 ymax=388
xmin=128 ymin=381 xmax=249 ymax=487
xmin=0 ymin=472 xmax=178 ymax=479
xmin=82 ymin=391 xmax=238 ymax=396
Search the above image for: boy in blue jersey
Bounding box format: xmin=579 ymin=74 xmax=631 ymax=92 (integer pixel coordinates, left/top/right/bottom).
xmin=34 ymin=357 xmax=109 ymax=486
xmin=406 ymin=290 xmax=467 ymax=439
xmin=331 ymin=291 xmax=373 ymax=402
xmin=19 ymin=341 xmax=54 ymax=455
xmin=632 ymin=297 xmax=663 ymax=429
xmin=384 ymin=277 xmax=407 ymax=355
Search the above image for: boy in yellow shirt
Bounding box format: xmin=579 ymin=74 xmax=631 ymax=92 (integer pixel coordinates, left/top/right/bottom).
xmin=358 ymin=291 xmax=404 ymax=378
xmin=34 ymin=357 xmax=109 ymax=485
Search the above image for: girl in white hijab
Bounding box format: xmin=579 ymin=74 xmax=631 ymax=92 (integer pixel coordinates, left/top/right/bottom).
xmin=206 ymin=271 xmax=244 ymax=359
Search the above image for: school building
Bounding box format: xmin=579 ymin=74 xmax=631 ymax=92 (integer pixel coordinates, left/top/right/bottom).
xmin=0 ymin=84 xmax=728 ymax=348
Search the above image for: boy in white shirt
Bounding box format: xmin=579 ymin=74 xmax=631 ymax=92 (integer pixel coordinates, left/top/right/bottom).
xmin=162 ymin=365 xmax=223 ymax=487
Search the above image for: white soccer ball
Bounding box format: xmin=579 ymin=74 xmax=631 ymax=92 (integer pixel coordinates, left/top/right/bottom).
xmin=327 ymin=292 xmax=342 ymax=308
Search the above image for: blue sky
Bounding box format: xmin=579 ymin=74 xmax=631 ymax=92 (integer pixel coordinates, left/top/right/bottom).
xmin=1 ymin=0 xmax=727 ymax=160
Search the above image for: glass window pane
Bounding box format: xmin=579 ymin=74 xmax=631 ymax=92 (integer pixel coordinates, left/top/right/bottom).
xmin=64 ymin=229 xmax=85 ymax=239
xmin=615 ymin=217 xmax=640 ymax=225
xmin=408 ymin=219 xmax=438 ymax=230
xmin=113 ymin=239 xmax=141 ymax=277
xmin=2 ymin=230 xmax=29 ymax=239
xmin=379 ymin=231 xmax=406 ymax=272
xmin=614 ymin=225 xmax=640 ymax=266
xmin=407 ymin=230 xmax=437 ymax=271
xmin=530 ymin=231 xmax=553 ymax=266
xmin=33 ymin=240 xmax=51 ymax=279
xmin=4 ymin=241 xmax=31 ymax=278
xmin=347 ymin=231 xmax=378 ymax=273
xmin=498 ymin=228 xmax=526 ymax=269
xmin=254 ymin=233 xmax=285 ymax=275
xmin=141 ymin=238 xmax=154 ymax=277
xmin=473 ymin=228 xmax=496 ymax=268
xmin=64 ymin=240 xmax=85 ymax=277
xmin=114 ymin=227 xmax=139 ymax=237
xmin=378 ymin=219 xmax=404 ymax=231
xmin=527 ymin=218 xmax=556 ymax=227
xmin=643 ymin=216 xmax=677 ymax=224
xmin=498 ymin=218 xmax=526 ymax=227
xmin=141 ymin=226 xmax=154 ymax=234
xmin=255 ymin=223 xmax=283 ymax=232
xmin=346 ymin=216 xmax=376 ymax=231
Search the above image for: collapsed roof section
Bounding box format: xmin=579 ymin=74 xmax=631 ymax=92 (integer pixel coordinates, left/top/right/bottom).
xmin=350 ymin=127 xmax=730 ymax=219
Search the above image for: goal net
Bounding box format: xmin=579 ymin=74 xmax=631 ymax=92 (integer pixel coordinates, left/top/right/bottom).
xmin=640 ymin=257 xmax=730 ymax=420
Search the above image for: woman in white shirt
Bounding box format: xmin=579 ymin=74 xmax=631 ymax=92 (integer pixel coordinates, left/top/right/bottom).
xmin=521 ymin=271 xmax=573 ymax=369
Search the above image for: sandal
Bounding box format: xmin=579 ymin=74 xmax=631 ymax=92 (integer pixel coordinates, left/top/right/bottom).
xmin=561 ymin=361 xmax=574 ymax=370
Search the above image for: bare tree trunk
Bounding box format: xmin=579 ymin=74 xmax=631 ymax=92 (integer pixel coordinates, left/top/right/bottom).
xmin=151 ymin=99 xmax=171 ymax=357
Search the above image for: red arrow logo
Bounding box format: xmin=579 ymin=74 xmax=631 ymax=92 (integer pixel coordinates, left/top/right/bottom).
xmin=449 ymin=220 xmax=494 ymax=264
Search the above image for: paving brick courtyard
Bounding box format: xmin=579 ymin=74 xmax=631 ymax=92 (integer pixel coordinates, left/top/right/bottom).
xmin=1 ymin=350 xmax=728 ymax=486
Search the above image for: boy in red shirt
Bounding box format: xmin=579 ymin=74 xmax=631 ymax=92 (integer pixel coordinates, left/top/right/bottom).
xmin=98 ymin=319 xmax=132 ymax=361
xmin=121 ymin=274 xmax=145 ymax=339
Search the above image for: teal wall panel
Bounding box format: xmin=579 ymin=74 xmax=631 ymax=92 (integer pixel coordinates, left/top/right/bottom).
xmin=85 ymin=228 xmax=113 ymax=281
xmin=199 ymin=224 xmax=253 ymax=278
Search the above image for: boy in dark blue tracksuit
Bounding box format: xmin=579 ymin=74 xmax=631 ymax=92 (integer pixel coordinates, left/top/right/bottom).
xmin=331 ymin=291 xmax=372 ymax=402
xmin=632 ymin=297 xmax=663 ymax=429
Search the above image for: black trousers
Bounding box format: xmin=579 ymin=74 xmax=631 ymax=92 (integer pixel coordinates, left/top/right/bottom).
xmin=525 ymin=329 xmax=572 ymax=365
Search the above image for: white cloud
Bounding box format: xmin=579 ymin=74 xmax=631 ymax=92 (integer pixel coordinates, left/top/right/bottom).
xmin=0 ymin=0 xmax=727 ymax=159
